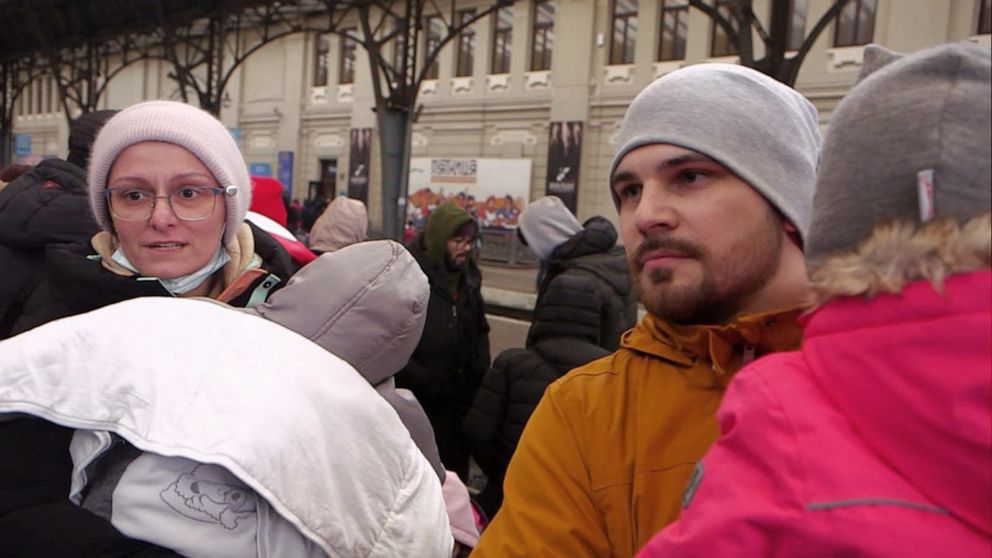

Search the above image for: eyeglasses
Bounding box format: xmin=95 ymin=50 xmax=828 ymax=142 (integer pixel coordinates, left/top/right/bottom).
xmin=104 ymin=185 xmax=236 ymax=222
xmin=449 ymin=236 xmax=475 ymax=248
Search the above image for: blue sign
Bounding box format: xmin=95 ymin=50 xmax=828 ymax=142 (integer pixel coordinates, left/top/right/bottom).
xmin=14 ymin=134 xmax=31 ymax=157
xmin=249 ymin=162 xmax=272 ymax=177
xmin=228 ymin=128 xmax=243 ymax=150
xmin=277 ymin=151 xmax=294 ymax=197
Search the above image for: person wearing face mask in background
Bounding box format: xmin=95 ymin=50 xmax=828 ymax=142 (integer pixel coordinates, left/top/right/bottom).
xmin=397 ymin=202 xmax=491 ymax=482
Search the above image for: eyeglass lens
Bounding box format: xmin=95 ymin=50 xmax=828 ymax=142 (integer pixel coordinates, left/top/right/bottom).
xmin=108 ymin=187 xmax=219 ymax=221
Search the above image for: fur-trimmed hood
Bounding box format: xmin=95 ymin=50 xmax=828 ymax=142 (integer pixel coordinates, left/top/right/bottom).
xmin=808 ymin=213 xmax=991 ymax=308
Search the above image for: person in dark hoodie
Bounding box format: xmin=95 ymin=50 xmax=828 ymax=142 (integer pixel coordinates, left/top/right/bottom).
xmin=0 ymin=109 xmax=117 ymax=338
xmin=464 ymin=195 xmax=637 ymax=516
xmin=398 ymin=202 xmax=491 ymax=481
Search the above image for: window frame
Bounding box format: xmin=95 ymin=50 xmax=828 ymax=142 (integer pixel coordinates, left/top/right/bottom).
xmin=657 ymin=0 xmax=689 ymax=61
xmin=313 ymin=33 xmax=329 ymax=86
xmin=785 ymin=0 xmax=808 ymax=51
xmin=455 ymin=8 xmax=477 ymax=77
xmin=609 ymin=0 xmax=639 ymax=65
xmin=530 ymin=0 xmax=556 ymax=71
xmin=491 ymin=6 xmax=514 ymax=74
xmin=710 ymin=0 xmax=740 ymax=57
xmin=979 ymin=0 xmax=991 ymax=34
xmin=833 ymin=0 xmax=877 ymax=47
xmin=338 ymin=29 xmax=357 ymax=85
xmin=424 ymin=15 xmax=444 ymax=80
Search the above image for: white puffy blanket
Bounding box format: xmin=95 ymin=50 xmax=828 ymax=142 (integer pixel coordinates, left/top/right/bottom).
xmin=0 ymin=297 xmax=451 ymax=557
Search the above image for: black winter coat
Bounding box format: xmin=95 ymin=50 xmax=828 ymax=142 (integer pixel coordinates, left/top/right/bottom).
xmin=0 ymin=418 xmax=182 ymax=557
xmin=464 ymin=217 xmax=636 ymax=513
xmin=0 ymin=223 xmax=296 ymax=556
xmin=0 ymin=159 xmax=101 ymax=338
xmin=528 ymin=216 xmax=637 ymax=372
xmin=8 ymin=221 xmax=297 ymax=338
xmin=396 ymin=234 xmax=490 ymax=476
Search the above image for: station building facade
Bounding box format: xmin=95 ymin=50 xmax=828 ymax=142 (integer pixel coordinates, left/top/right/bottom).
xmin=11 ymin=0 xmax=991 ymax=237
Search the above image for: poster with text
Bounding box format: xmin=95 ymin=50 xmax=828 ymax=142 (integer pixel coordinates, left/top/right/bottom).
xmin=545 ymin=121 xmax=583 ymax=213
xmin=347 ymin=128 xmax=371 ymax=203
xmin=407 ymin=158 xmax=532 ymax=231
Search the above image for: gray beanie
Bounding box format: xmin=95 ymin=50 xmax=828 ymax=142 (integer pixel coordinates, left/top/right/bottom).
xmin=609 ymin=63 xmax=822 ymax=244
xmin=88 ymin=100 xmax=251 ymax=246
xmin=517 ymin=195 xmax=583 ymax=261
xmin=806 ymin=42 xmax=992 ymax=264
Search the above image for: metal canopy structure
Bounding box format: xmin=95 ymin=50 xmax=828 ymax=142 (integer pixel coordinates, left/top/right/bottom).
xmin=0 ymin=0 xmax=331 ymax=165
xmin=0 ymin=0 xmax=514 ymax=240
xmin=0 ymin=0 xmax=262 ymax=63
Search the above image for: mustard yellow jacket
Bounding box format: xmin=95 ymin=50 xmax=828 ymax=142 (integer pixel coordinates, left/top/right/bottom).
xmin=472 ymin=310 xmax=803 ymax=558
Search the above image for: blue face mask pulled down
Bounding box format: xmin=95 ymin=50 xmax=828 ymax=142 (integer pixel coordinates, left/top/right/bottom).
xmin=111 ymin=245 xmax=231 ymax=295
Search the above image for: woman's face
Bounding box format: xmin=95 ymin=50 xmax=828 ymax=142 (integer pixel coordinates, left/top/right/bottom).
xmin=107 ymin=141 xmax=227 ymax=279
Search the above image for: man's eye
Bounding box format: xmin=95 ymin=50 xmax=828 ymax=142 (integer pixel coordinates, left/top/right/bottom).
xmin=619 ymin=184 xmax=642 ymax=199
xmin=681 ymin=170 xmax=705 ymax=184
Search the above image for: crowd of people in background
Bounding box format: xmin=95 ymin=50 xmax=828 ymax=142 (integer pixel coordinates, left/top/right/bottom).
xmin=0 ymin=40 xmax=988 ymax=557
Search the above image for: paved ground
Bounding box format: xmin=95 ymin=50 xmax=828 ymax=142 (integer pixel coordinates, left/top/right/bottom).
xmin=478 ymin=263 xmax=539 ymax=357
xmin=478 ymin=262 xmax=539 ymax=294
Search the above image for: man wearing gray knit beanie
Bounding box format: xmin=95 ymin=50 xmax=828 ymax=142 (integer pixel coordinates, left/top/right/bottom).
xmin=476 ymin=63 xmax=821 ymax=557
xmin=638 ymin=41 xmax=990 ymax=557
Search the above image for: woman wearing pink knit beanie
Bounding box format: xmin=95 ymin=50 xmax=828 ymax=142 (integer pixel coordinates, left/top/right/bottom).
xmin=6 ymin=100 xmax=298 ymax=337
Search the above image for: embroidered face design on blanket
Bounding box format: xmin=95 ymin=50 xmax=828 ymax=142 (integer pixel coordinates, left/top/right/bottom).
xmin=160 ymin=464 xmax=257 ymax=529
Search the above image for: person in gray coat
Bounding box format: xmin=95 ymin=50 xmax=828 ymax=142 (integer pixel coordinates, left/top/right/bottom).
xmin=245 ymin=239 xmax=445 ymax=482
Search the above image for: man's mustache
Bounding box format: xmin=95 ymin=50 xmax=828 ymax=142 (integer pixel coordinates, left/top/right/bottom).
xmin=631 ymin=234 xmax=703 ymax=272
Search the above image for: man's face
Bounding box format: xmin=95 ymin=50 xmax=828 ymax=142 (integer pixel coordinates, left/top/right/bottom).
xmin=611 ymin=144 xmax=786 ymax=324
xmin=446 ymin=233 xmax=474 ymax=267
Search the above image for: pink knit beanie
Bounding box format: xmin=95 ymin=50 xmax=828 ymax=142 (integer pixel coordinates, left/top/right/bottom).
xmin=87 ymin=100 xmax=251 ymax=245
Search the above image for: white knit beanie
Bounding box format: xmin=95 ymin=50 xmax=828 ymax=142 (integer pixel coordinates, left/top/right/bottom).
xmin=609 ymin=63 xmax=822 ymax=245
xmin=88 ymin=100 xmax=251 ymax=246
xmin=517 ymin=195 xmax=583 ymax=261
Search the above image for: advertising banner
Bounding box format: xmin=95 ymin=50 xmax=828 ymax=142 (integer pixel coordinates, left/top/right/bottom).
xmin=249 ymin=162 xmax=272 ymax=177
xmin=228 ymin=128 xmax=243 ymax=150
xmin=545 ymin=121 xmax=583 ymax=213
xmin=14 ymin=134 xmax=31 ymax=158
xmin=277 ymin=151 xmax=294 ymax=197
xmin=407 ymin=157 xmax=531 ymax=230
xmin=347 ymin=128 xmax=371 ymax=203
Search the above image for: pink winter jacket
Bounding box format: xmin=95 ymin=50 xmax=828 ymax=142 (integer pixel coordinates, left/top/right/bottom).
xmin=638 ymin=270 xmax=992 ymax=557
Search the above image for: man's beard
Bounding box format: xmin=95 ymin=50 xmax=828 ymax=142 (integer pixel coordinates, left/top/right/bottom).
xmin=445 ymin=252 xmax=468 ymax=271
xmin=630 ymin=209 xmax=784 ymax=325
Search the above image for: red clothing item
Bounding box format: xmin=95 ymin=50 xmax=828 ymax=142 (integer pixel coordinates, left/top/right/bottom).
xmin=638 ymin=270 xmax=992 ymax=557
xmin=249 ymin=176 xmax=288 ymax=227
xmin=245 ymin=211 xmax=316 ymax=267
